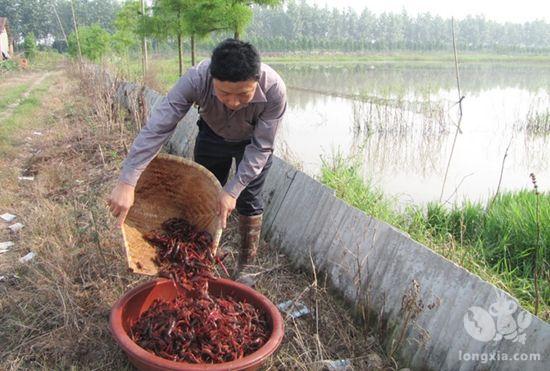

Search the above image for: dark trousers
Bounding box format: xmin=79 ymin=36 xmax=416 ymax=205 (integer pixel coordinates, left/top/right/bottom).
xmin=193 ymin=119 xmax=272 ymax=216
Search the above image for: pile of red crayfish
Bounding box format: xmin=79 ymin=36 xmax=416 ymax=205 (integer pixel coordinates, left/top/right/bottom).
xmin=130 ymin=218 xmax=269 ymax=363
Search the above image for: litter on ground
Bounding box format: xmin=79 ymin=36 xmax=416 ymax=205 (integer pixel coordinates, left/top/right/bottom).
xmin=8 ymin=223 xmax=25 ymax=233
xmin=19 ymin=252 xmax=36 ymax=263
xmin=1 ymin=213 xmax=17 ymax=222
xmin=0 ymin=241 xmax=15 ymax=253
xmin=277 ymin=299 xmax=311 ymax=319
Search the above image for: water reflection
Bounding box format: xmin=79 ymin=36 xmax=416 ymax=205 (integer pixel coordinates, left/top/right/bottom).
xmin=274 ymin=64 xmax=550 ymax=205
xmin=274 ymin=63 xmax=550 ymax=98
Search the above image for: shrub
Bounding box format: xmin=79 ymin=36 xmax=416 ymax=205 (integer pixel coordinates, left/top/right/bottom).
xmin=23 ymin=33 xmax=37 ymax=61
xmin=68 ymin=24 xmax=111 ymax=62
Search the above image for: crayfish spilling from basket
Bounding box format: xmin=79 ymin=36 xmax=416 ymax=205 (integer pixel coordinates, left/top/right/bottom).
xmin=130 ymin=218 xmax=270 ymax=363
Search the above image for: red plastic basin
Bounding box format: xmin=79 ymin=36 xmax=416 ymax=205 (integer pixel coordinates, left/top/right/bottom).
xmin=109 ymin=278 xmax=284 ymax=371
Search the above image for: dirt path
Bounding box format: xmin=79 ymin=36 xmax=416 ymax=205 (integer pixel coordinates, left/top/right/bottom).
xmin=0 ymin=71 xmax=56 ymax=121
xmin=0 ymin=68 xmax=396 ymax=370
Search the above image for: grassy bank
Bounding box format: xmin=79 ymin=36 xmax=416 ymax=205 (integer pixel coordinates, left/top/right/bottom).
xmin=0 ymin=83 xmax=31 ymax=110
xmin=0 ymin=51 xmax=65 ymax=76
xmin=321 ymin=156 xmax=549 ymax=320
xmin=262 ymin=51 xmax=550 ymax=64
xmin=0 ymin=74 xmax=56 ymax=152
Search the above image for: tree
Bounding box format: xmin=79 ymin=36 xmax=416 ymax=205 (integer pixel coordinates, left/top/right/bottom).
xmin=111 ymin=0 xmax=141 ymax=55
xmin=68 ymin=24 xmax=110 ymax=61
xmin=23 ymin=32 xmax=37 ymax=60
xmin=0 ymin=0 xmax=120 ymax=44
xmin=182 ymin=0 xmax=231 ymax=65
xmin=227 ymin=0 xmax=282 ymax=39
xmin=142 ymin=0 xmax=193 ymax=76
xmin=0 ymin=0 xmax=53 ymax=41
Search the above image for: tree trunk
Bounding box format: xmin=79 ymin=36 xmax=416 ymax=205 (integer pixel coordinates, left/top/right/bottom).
xmin=140 ymin=0 xmax=148 ymax=78
xmin=69 ymin=0 xmax=82 ymax=63
xmin=178 ymin=33 xmax=183 ymax=77
xmin=191 ymin=34 xmax=195 ymax=66
xmin=51 ymin=4 xmax=68 ymax=44
xmin=234 ymin=29 xmax=240 ymax=40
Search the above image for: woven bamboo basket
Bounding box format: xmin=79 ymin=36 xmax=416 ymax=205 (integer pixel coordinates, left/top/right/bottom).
xmin=121 ymin=153 xmax=222 ymax=275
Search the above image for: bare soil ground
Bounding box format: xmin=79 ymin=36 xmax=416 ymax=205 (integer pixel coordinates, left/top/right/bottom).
xmin=0 ymin=66 xmax=397 ymax=370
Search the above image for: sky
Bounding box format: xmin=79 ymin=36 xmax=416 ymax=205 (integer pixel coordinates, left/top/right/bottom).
xmin=311 ymin=0 xmax=550 ymax=23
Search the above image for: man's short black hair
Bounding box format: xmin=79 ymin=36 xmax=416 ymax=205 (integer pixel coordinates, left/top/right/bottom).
xmin=210 ymin=39 xmax=261 ymax=82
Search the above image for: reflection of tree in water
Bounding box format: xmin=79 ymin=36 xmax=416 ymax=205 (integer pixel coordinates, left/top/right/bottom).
xmin=350 ymin=100 xmax=447 ymax=177
xmin=350 ymin=100 xmax=448 ymax=138
xmin=513 ymin=96 xmax=550 ymax=135
xmin=287 ymin=88 xmax=335 ymax=111
xmin=519 ymin=133 xmax=550 ymax=171
xmin=283 ymin=67 xmax=549 ymax=194
xmin=359 ymin=130 xmax=446 ymax=177
xmin=277 ymin=63 xmax=550 ymax=97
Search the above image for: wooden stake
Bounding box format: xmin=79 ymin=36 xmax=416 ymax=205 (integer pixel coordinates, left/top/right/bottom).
xmin=69 ymin=0 xmax=82 ymax=63
xmin=140 ymin=0 xmax=148 ymax=78
xmin=439 ymin=18 xmax=465 ymax=202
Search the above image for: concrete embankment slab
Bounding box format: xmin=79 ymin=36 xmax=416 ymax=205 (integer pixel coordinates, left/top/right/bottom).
xmin=113 ymin=77 xmax=549 ymax=371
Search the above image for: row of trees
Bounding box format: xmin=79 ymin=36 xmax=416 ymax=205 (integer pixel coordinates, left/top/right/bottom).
xmin=246 ymin=1 xmax=550 ymax=52
xmin=116 ymin=0 xmax=281 ymax=75
xmin=0 ymin=0 xmax=282 ymax=74
xmin=3 ymin=0 xmax=550 ymax=66
xmin=0 ymin=0 xmax=120 ymax=43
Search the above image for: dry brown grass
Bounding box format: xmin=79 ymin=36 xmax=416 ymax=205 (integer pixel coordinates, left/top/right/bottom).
xmin=0 ymin=65 xmax=395 ymax=370
xmin=221 ymin=229 xmax=396 ymax=370
xmin=0 ymin=66 xmax=137 ymax=370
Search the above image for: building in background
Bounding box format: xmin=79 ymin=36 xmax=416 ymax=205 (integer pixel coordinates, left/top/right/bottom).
xmin=0 ymin=17 xmax=14 ymax=60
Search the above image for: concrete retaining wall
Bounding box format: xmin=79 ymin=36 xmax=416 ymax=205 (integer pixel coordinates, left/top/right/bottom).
xmin=111 ymin=75 xmax=549 ymax=371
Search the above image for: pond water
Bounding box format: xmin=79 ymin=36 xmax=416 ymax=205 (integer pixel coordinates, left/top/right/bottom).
xmin=272 ymin=62 xmax=550 ymax=206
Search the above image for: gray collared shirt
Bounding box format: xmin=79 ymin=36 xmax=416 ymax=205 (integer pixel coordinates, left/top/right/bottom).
xmin=119 ymin=59 xmax=287 ymax=198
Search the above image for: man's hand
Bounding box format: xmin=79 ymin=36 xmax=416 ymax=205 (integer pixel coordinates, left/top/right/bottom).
xmin=107 ymin=181 xmax=135 ymax=228
xmin=218 ymin=190 xmax=236 ymax=229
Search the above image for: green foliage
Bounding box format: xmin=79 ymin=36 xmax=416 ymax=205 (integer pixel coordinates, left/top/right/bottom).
xmin=0 ymin=0 xmax=50 ymax=40
xmin=182 ymin=0 xmax=230 ymax=37
xmin=143 ymin=0 xmax=257 ymax=39
xmin=246 ymin=1 xmax=550 ymax=53
xmin=449 ymin=202 xmax=486 ymax=243
xmin=68 ymin=24 xmax=111 ymax=62
xmin=483 ymin=191 xmax=549 ymax=276
xmin=23 ymin=33 xmax=37 ymax=60
xmin=0 ymin=0 xmax=120 ymax=42
xmin=2 ymin=0 xmax=549 ymax=53
xmin=0 ymin=76 xmax=53 ymax=148
xmin=111 ymin=0 xmax=141 ymax=55
xmin=0 ymin=60 xmax=19 ymax=73
xmin=421 ymin=191 xmax=549 ymax=278
xmin=31 ymin=50 xmax=66 ymax=70
xmin=425 ymin=201 xmax=486 ymax=243
xmin=52 ymin=40 xmax=68 ymax=53
xmin=224 ymin=1 xmax=253 ymax=38
xmin=320 ymin=155 xmax=549 ymax=316
xmin=320 ymin=154 xmax=402 ymax=226
xmin=0 ymin=84 xmax=29 ymax=110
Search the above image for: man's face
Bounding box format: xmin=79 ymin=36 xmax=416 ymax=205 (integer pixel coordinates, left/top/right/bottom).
xmin=213 ymin=79 xmax=257 ymax=111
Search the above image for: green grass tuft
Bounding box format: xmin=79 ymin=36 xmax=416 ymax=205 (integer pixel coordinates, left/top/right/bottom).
xmin=320 ymin=154 xmax=403 ymax=226
xmin=321 ymin=155 xmax=549 ymax=318
xmin=0 ymin=84 xmax=32 ymax=110
xmin=0 ymin=78 xmax=53 ymax=150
